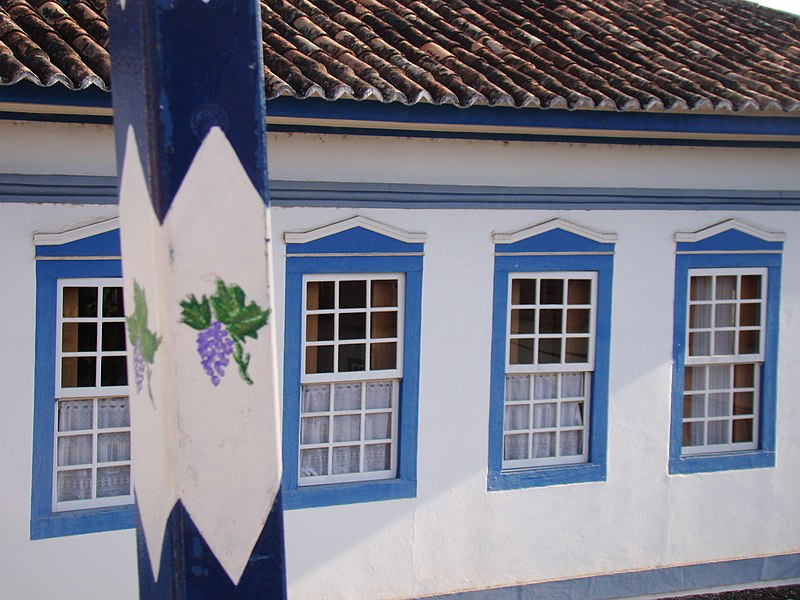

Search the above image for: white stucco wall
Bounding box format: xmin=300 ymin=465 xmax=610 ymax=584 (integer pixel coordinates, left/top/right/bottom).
xmin=1 ymin=121 xmax=799 ymax=599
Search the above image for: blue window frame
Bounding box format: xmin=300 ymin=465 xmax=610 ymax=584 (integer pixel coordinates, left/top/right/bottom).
xmin=31 ymin=220 xmax=135 ymax=539
xmin=669 ymin=220 xmax=784 ymax=475
xmin=282 ymin=217 xmax=424 ymax=509
xmin=488 ymin=219 xmax=616 ymax=491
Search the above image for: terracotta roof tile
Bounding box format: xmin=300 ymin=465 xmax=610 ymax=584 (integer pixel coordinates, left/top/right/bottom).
xmin=1 ymin=0 xmax=800 ymax=113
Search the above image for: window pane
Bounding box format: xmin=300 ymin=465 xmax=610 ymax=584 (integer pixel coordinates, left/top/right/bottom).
xmin=505 ymin=375 xmax=529 ymax=401
xmin=739 ymin=303 xmax=760 ymax=327
xmin=683 ymin=422 xmax=704 ymax=446
xmin=102 ymin=287 xmax=125 ymax=317
xmin=538 ymin=309 xmax=562 ymax=334
xmin=533 ymin=374 xmax=558 ymax=399
xmin=371 ymin=312 xmax=397 ymax=338
xmin=509 ymin=339 xmax=534 ymax=365
xmin=301 ymin=416 xmax=329 ymax=444
xmin=339 ymin=280 xmax=366 ymax=308
xmin=365 ymin=381 xmax=392 ymax=409
xmin=364 ymin=444 xmax=391 ymax=471
xmin=738 ymin=330 xmax=759 ymax=355
xmin=504 ymin=434 xmax=528 ymax=460
xmin=532 ymin=403 xmax=556 ymax=428
xmin=531 ymin=432 xmax=556 ymax=457
xmin=689 ymin=305 xmax=711 ymax=329
xmin=539 ymin=279 xmax=564 ymax=305
xmin=510 ymin=309 xmax=535 ymax=334
xmin=332 ymin=446 xmax=360 ymax=474
xmin=714 ymin=304 xmax=735 ymax=328
xmin=101 ymin=356 xmax=128 ymax=387
xmin=504 ymin=405 xmax=529 ymax=431
xmin=567 ymin=280 xmax=591 ymax=305
xmin=708 ymin=393 xmax=730 ymax=417
xmin=338 ymin=344 xmax=366 ymax=372
xmin=715 ymin=276 xmax=736 ymax=300
xmin=560 ymin=431 xmax=582 ymax=456
xmin=713 ymin=330 xmax=735 ymax=355
xmin=684 ymin=394 xmax=704 ymax=418
xmin=365 ymin=413 xmax=391 ymax=440
xmin=96 ymin=466 xmax=130 ymax=498
xmin=538 ymin=338 xmax=561 ymax=364
xmin=371 ymin=280 xmax=397 ymax=307
xmin=63 ymin=287 xmax=97 ymax=318
xmin=684 ymin=366 xmax=705 ymax=391
xmin=334 ymin=382 xmax=361 ymax=410
xmin=306 ymin=281 xmax=334 ymax=310
xmin=333 ymin=415 xmax=360 ymax=442
xmin=734 ymin=364 xmax=755 ymax=388
xmin=740 ymin=275 xmax=761 ymax=300
xmin=707 ymin=420 xmax=729 ymax=445
xmin=62 ymin=322 xmax=97 ymax=352
xmin=97 ymin=432 xmax=131 ymax=462
xmin=98 ymin=397 xmax=130 ymax=428
xmin=370 ymin=342 xmax=396 ymax=371
xmin=565 ymin=338 xmax=589 ymax=363
xmin=61 ymin=356 xmax=96 ymax=387
xmin=306 ymin=314 xmax=334 ymax=341
xmin=339 ymin=313 xmax=366 ymax=340
xmin=58 ymin=400 xmax=93 ymax=432
xmin=305 ymin=346 xmax=334 ymax=374
xmin=561 ymin=372 xmax=584 ymax=397
xmin=708 ymin=365 xmax=730 ymax=389
xmin=561 ymin=402 xmax=583 ymax=427
xmin=302 ymin=384 xmax=331 ymax=413
xmin=733 ymin=392 xmax=754 ymax=415
xmin=688 ymin=332 xmax=710 ymax=356
xmin=732 ymin=419 xmax=754 ymax=443
xmin=300 ymin=448 xmax=328 ymax=477
xmin=511 ymin=279 xmax=536 ymax=305
xmin=102 ymin=322 xmax=126 ymax=351
xmin=58 ymin=435 xmax=93 ymax=466
xmin=690 ymin=276 xmax=712 ymax=301
xmin=566 ymin=309 xmax=590 ymax=334
xmin=57 ymin=469 xmax=92 ymax=502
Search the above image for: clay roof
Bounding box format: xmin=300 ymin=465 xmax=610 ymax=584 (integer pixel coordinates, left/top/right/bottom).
xmin=1 ymin=0 xmax=799 ymax=113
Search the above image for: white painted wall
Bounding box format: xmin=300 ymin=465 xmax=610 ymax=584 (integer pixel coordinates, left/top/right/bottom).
xmin=1 ymin=123 xmax=799 ymax=600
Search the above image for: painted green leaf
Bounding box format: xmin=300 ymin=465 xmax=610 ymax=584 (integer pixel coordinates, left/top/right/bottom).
xmin=140 ymin=328 xmax=161 ymax=364
xmin=209 ymin=280 xmax=245 ymax=326
xmin=227 ymin=304 xmax=270 ymax=342
xmin=180 ymin=294 xmax=212 ymax=330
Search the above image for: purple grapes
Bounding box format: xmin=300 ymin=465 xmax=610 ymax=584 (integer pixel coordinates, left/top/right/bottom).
xmin=133 ymin=343 xmax=145 ymax=394
xmin=196 ymin=320 xmax=234 ymax=386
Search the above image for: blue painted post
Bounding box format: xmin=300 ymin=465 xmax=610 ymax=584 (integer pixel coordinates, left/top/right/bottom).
xmin=106 ymin=2 xmax=286 ymax=598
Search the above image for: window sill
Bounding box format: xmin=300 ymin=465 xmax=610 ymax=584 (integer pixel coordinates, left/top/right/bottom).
xmin=283 ymin=477 xmax=416 ymax=510
xmin=30 ymin=503 xmax=135 ymax=540
xmin=669 ymin=450 xmax=775 ymax=475
xmin=488 ymin=462 xmax=606 ymax=491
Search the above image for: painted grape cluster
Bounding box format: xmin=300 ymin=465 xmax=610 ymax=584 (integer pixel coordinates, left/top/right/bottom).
xmin=126 ymin=280 xmax=161 ymax=402
xmin=196 ymin=320 xmax=235 ymax=386
xmin=181 ymin=279 xmax=270 ymax=386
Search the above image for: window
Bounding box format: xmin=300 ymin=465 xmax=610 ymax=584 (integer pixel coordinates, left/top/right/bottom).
xmin=283 ymin=217 xmax=424 ymax=509
xmin=54 ymin=280 xmax=132 ymax=511
xmin=32 ymin=220 xmax=135 ymax=539
xmin=670 ymin=220 xmax=784 ymax=474
xmin=299 ymin=275 xmax=402 ymax=485
xmin=488 ymin=220 xmax=616 ymax=491
xmin=503 ymin=273 xmax=596 ymax=469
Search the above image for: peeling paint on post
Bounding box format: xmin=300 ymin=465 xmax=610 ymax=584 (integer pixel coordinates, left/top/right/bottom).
xmin=107 ymin=2 xmax=287 ymax=598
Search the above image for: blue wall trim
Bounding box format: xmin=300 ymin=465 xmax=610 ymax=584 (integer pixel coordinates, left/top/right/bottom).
xmin=36 ymin=229 xmax=121 ymax=257
xmin=497 ymin=228 xmax=615 ymax=254
xmin=488 ymin=229 xmax=615 ymax=491
xmin=420 ymin=552 xmax=800 ymax=600
xmin=4 ymin=175 xmax=800 ymax=210
xmin=285 ymin=226 xmax=423 ymax=255
xmin=669 ymin=243 xmax=782 ymax=475
xmin=676 ymin=229 xmax=784 ymax=253
xmin=282 ymin=224 xmax=422 ymax=509
xmin=0 ymin=81 xmax=110 ymax=108
xmin=31 ymin=254 xmax=133 ymax=539
xmin=266 ymin=97 xmax=800 ymax=140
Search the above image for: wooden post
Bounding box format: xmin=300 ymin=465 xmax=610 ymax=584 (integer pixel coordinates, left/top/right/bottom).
xmin=107 ymin=1 xmax=286 ymax=597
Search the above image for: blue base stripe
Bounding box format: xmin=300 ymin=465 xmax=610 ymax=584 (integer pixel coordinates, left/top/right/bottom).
xmin=136 ymin=495 xmax=286 ymax=599
xmin=423 ymin=553 xmax=800 ymax=600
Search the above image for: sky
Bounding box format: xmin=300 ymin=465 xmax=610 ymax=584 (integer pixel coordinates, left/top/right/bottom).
xmin=750 ymin=0 xmax=800 ymax=14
